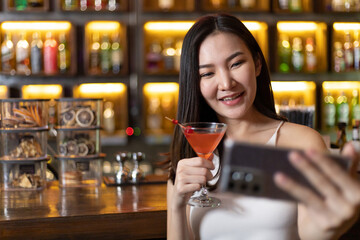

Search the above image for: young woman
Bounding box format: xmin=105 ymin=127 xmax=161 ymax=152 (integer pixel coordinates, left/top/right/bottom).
xmin=167 ymin=13 xmax=360 ymax=240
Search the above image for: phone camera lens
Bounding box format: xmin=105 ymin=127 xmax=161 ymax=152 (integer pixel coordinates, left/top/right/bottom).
xmin=245 ymin=173 xmax=253 ymax=182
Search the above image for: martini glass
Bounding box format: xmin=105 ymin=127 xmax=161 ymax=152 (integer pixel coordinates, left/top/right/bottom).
xmin=180 ymin=122 xmax=227 ymax=208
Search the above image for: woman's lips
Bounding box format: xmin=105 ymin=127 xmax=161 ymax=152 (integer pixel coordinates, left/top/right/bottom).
xmin=219 ymin=92 xmax=244 ymax=106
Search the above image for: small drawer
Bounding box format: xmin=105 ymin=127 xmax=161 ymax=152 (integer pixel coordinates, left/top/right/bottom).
xmin=56 ymin=128 xmax=100 ymax=157
xmin=56 ymin=98 xmax=101 ymax=128
xmin=57 ymin=156 xmax=103 ymax=188
xmin=0 ymin=130 xmax=47 ymax=160
xmin=1 ymin=159 xmax=47 ymax=191
xmin=0 ymin=99 xmax=48 ymax=129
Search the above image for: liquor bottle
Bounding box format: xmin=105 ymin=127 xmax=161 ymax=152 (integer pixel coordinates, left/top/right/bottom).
xmin=344 ymin=31 xmax=354 ymax=71
xmin=44 ymin=32 xmax=58 ymax=75
xmin=100 ymin=33 xmax=111 ymax=74
xmin=111 ymin=32 xmax=123 ymax=74
xmin=305 ymin=37 xmax=316 ymax=72
xmin=174 ymin=39 xmax=183 ymax=72
xmin=30 ymin=32 xmax=43 ymax=74
xmin=161 ymin=94 xmax=175 ymax=132
xmin=108 ymin=0 xmax=118 ymax=11
xmin=147 ymin=96 xmax=162 ymax=130
xmin=146 ymin=40 xmax=163 ymax=73
xmin=90 ymin=32 xmax=101 ymax=74
xmin=278 ymin=34 xmax=291 ymax=72
xmin=28 ymin=0 xmax=44 ymax=7
xmin=355 ymin=0 xmax=360 ymax=11
xmin=291 ymin=37 xmax=304 ymax=72
xmin=94 ymin=0 xmax=105 ymax=11
xmin=278 ymin=0 xmax=289 ymax=10
xmin=289 ymin=0 xmax=302 ymax=11
xmin=80 ymin=0 xmax=88 ymax=11
xmin=64 ymin=0 xmax=78 ymax=10
xmin=103 ymin=101 xmax=115 ymax=134
xmin=228 ymin=0 xmax=237 ymax=7
xmin=162 ymin=38 xmax=175 ymax=71
xmin=58 ymin=33 xmax=70 ymax=73
xmin=16 ymin=32 xmax=31 ymax=75
xmin=337 ymin=91 xmax=350 ymax=125
xmin=240 ymin=0 xmax=256 ymax=9
xmin=335 ymin=122 xmax=347 ymax=152
xmin=344 ymin=0 xmax=355 ymax=11
xmin=15 ymin=0 xmax=27 ymax=10
xmin=158 ymin=0 xmax=175 ymax=10
xmin=324 ymin=91 xmax=336 ymax=129
xmin=332 ymin=0 xmax=345 ymax=11
xmin=354 ymin=31 xmax=360 ymax=71
xmin=1 ymin=32 xmax=15 ymax=74
xmin=211 ymin=0 xmax=222 ymax=8
xmin=352 ymin=119 xmax=360 ymax=141
xmin=334 ymin=41 xmax=345 ymax=72
xmin=351 ymin=89 xmax=360 ymax=122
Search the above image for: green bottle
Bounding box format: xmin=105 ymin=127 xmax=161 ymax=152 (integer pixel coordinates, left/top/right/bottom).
xmin=58 ymin=33 xmax=70 ymax=73
xmin=291 ymin=37 xmax=304 ymax=72
xmin=289 ymin=0 xmax=302 ymax=12
xmin=15 ymin=0 xmax=27 ymax=10
xmin=351 ymin=89 xmax=360 ymax=122
xmin=100 ymin=33 xmax=111 ymax=74
xmin=278 ymin=34 xmax=291 ymax=73
xmin=337 ymin=91 xmax=349 ymax=125
xmin=63 ymin=0 xmax=78 ymax=10
xmin=324 ymin=91 xmax=336 ymax=129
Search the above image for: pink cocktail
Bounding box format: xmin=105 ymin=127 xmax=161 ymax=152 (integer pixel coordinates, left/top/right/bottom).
xmin=181 ymin=122 xmax=227 ymax=208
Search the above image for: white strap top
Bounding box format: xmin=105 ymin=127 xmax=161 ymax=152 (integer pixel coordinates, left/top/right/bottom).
xmin=189 ymin=121 xmax=300 ymax=240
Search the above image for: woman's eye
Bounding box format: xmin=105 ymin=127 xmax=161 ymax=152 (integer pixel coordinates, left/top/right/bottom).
xmin=200 ymin=72 xmax=214 ymax=78
xmin=231 ymin=61 xmax=243 ymax=68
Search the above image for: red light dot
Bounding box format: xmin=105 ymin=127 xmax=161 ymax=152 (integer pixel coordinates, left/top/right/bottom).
xmin=126 ymin=127 xmax=134 ymax=136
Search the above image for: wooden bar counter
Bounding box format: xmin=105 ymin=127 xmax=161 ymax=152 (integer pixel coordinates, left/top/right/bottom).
xmin=0 ymin=181 xmax=167 ymax=240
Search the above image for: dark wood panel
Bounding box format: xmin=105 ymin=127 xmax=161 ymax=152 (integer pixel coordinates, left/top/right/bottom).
xmin=0 ymin=182 xmax=167 ymax=239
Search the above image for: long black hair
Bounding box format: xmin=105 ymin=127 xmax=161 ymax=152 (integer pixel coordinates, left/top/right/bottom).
xmin=168 ymin=13 xmax=284 ymax=183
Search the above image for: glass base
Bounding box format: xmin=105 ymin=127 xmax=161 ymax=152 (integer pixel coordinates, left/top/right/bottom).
xmin=188 ymin=195 xmax=221 ymax=208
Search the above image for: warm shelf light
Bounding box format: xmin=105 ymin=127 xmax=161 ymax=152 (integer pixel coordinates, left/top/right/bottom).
xmin=277 ymin=22 xmax=318 ymax=31
xmin=333 ymin=22 xmax=360 ymax=31
xmin=0 ymin=86 xmax=8 ymax=99
xmin=144 ymin=21 xmax=194 ymax=32
xmin=22 ymin=85 xmax=63 ymax=99
xmin=77 ymin=83 xmax=126 ymax=97
xmin=322 ymin=81 xmax=360 ymax=90
xmin=144 ymin=83 xmax=179 ymax=95
xmin=1 ymin=21 xmax=71 ymax=31
xmin=272 ymin=81 xmax=316 ymax=106
xmin=243 ymin=21 xmax=263 ymax=31
xmin=271 ymin=81 xmax=316 ymax=92
xmin=86 ymin=21 xmax=121 ymax=31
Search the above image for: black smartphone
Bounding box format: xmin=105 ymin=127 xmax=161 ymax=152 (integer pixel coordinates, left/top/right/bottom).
xmin=219 ymin=140 xmax=350 ymax=202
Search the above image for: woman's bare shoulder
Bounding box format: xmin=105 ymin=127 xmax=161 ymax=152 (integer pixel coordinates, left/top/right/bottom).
xmin=277 ymin=122 xmax=327 ymax=151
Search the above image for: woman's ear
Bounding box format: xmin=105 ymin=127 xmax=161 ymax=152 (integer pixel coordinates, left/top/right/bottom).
xmin=255 ymin=54 xmax=262 ymax=77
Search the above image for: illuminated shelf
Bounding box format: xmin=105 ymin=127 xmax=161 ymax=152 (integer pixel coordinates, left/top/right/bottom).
xmin=145 ymin=134 xmax=172 ymax=145
xmin=101 ymin=133 xmax=128 ymax=146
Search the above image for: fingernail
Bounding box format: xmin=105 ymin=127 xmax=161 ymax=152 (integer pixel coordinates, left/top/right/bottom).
xmin=289 ymin=151 xmax=302 ymax=164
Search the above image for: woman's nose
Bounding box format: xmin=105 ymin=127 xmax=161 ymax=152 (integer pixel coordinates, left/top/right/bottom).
xmin=218 ymin=70 xmax=236 ymax=90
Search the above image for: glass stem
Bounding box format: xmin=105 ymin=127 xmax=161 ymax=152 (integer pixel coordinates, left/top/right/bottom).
xmin=200 ymin=184 xmax=208 ymax=197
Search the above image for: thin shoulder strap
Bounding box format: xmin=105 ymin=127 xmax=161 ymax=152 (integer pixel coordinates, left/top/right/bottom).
xmin=266 ymin=121 xmax=284 ymax=146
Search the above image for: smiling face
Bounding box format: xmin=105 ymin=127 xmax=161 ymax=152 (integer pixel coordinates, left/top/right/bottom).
xmin=198 ymin=31 xmax=262 ymax=121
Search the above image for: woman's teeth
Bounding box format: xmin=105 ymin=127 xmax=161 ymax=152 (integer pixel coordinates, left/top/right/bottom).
xmin=221 ymin=93 xmax=242 ymax=101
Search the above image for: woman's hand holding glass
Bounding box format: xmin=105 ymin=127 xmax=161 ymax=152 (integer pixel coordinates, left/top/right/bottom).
xmin=172 ymin=157 xmax=215 ymax=209
xmin=274 ymin=142 xmax=360 ymax=239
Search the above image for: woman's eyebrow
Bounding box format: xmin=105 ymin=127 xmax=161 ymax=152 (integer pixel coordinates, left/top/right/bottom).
xmin=226 ymin=51 xmax=244 ymax=62
xmin=199 ymin=64 xmax=213 ymax=69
